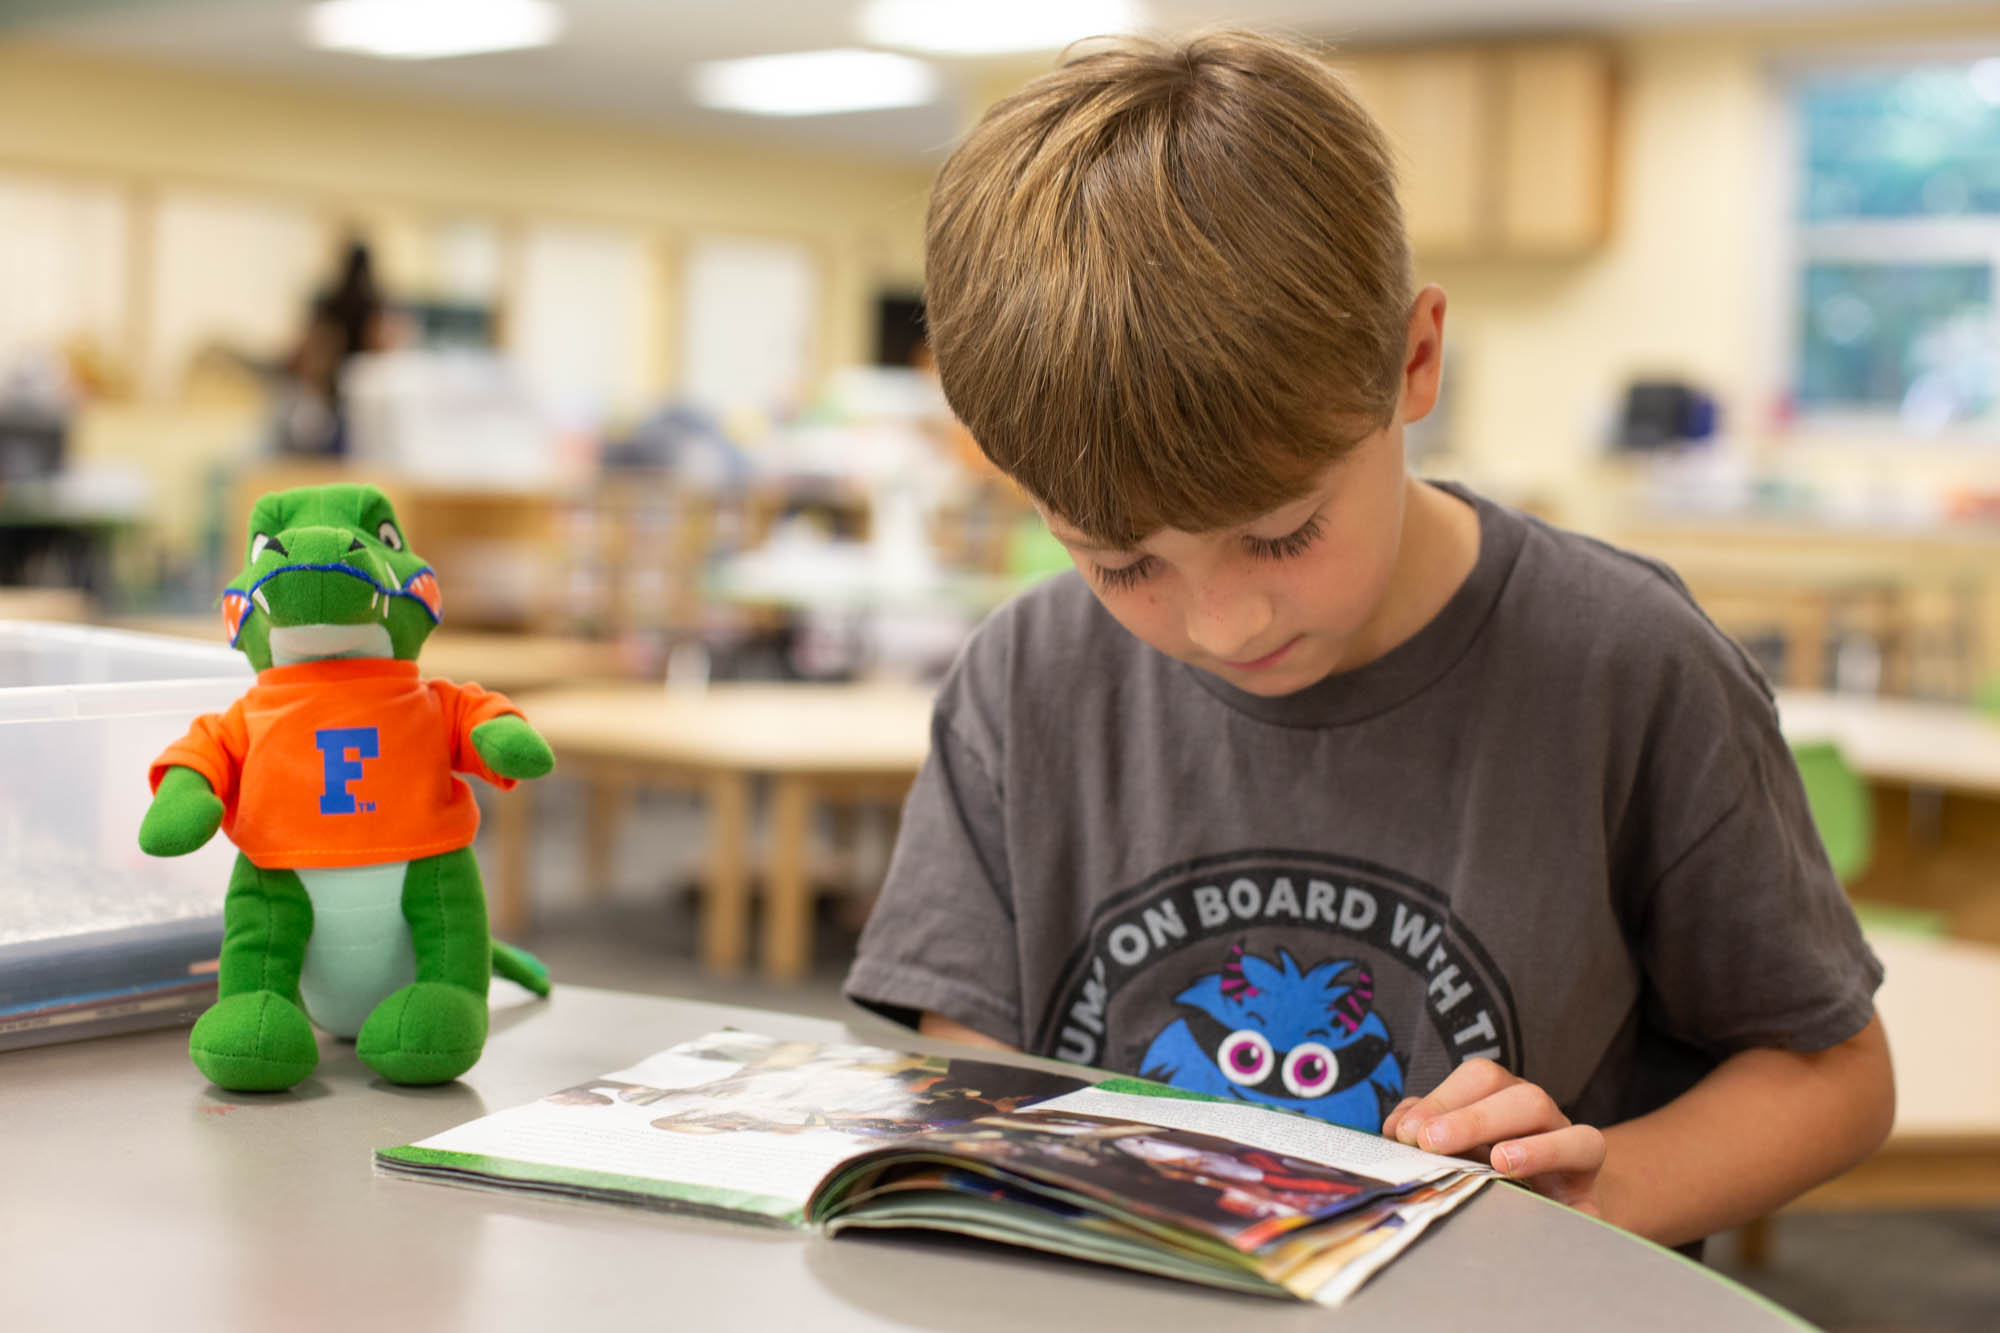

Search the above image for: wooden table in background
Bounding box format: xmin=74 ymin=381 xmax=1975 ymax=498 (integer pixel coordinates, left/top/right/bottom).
xmin=1776 ymin=690 xmax=2000 ymax=800
xmin=107 ymin=616 xmax=615 ymax=696
xmin=0 ymin=586 xmax=90 ymax=622
xmin=498 ymin=682 xmax=934 ymax=980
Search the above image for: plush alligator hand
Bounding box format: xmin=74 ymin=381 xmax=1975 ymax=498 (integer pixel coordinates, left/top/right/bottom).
xmin=470 ymin=714 xmax=556 ymax=780
xmin=140 ymin=482 xmax=553 ymax=1094
xmin=138 ymin=765 xmax=225 ymax=857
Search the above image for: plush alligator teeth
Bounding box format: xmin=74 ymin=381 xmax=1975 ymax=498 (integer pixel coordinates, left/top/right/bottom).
xmin=251 ymin=588 xmax=270 ymax=614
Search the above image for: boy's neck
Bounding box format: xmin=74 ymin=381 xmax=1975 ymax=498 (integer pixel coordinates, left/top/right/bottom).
xmin=1329 ymin=476 xmax=1481 ymax=677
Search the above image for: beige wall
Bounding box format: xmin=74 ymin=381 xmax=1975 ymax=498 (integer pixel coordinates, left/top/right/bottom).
xmin=0 ymin=43 xmax=932 ymax=392
xmin=1410 ymin=10 xmax=2000 ymax=530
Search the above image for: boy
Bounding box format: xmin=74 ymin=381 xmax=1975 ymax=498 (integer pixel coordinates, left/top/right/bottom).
xmin=844 ymin=30 xmax=1892 ymax=1250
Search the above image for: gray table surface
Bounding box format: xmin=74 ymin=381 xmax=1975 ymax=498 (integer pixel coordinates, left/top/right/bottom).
xmin=0 ymin=984 xmax=1809 ymax=1332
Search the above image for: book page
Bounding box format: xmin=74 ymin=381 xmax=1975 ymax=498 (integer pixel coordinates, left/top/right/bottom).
xmin=1031 ymin=1085 xmax=1478 ymax=1185
xmin=382 ymin=1031 xmax=1089 ymax=1223
xmin=401 ymin=1075 xmax=860 ymax=1212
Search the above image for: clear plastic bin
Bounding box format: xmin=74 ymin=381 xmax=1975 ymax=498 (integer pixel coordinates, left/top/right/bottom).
xmin=0 ymin=620 xmax=252 ymax=1049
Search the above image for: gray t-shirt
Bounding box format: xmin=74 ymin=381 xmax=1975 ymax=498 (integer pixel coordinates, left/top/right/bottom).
xmin=845 ymin=485 xmax=1881 ymax=1134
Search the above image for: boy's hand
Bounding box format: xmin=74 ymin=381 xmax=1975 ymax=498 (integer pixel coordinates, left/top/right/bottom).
xmin=1382 ymin=1059 xmax=1607 ymax=1217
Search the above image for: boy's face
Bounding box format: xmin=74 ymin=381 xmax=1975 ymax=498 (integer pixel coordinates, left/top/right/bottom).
xmin=1044 ymin=287 xmax=1448 ymax=699
xmin=1045 ymin=429 xmax=1412 ymax=697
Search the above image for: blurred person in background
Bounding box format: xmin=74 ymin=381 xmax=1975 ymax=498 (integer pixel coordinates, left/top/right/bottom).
xmin=274 ymin=238 xmax=393 ymax=456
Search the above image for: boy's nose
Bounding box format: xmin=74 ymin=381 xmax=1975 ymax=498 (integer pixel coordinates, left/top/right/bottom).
xmin=1182 ymin=581 xmax=1276 ymax=663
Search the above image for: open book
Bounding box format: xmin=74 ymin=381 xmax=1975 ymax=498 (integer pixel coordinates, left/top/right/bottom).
xmin=376 ymin=1030 xmax=1494 ymax=1305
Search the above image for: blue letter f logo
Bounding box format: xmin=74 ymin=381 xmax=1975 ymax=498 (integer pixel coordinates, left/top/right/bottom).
xmin=315 ymin=727 xmax=380 ymax=815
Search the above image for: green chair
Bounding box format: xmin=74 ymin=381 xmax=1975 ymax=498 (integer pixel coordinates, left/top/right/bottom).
xmin=1790 ymin=738 xmax=1946 ymax=939
xmin=1790 ymin=739 xmax=1873 ymax=885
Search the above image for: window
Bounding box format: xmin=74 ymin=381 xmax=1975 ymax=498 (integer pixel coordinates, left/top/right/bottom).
xmin=1787 ymin=58 xmax=2000 ymax=433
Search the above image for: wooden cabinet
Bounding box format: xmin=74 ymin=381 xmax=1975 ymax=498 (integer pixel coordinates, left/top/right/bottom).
xmin=1495 ymin=42 xmax=1616 ymax=254
xmin=1334 ymin=40 xmax=1615 ymax=259
xmin=1337 ymin=48 xmax=1491 ymax=256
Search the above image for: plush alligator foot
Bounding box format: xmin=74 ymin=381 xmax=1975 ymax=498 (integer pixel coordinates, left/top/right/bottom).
xmin=189 ymin=990 xmax=319 ymax=1092
xmin=356 ymin=982 xmax=488 ymax=1085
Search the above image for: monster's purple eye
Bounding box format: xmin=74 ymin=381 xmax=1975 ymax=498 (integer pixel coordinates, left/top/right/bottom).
xmin=1282 ymin=1042 xmax=1339 ymax=1098
xmin=1217 ymin=1030 xmax=1274 ymax=1087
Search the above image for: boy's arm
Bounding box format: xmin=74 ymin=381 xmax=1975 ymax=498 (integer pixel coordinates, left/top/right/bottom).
xmin=1595 ymin=1014 xmax=1892 ymax=1245
xmin=919 ymin=1011 xmax=1019 ymax=1052
xmin=846 ymin=696 xmax=1023 ymax=1045
xmin=1384 ymin=1014 xmax=1894 ymax=1247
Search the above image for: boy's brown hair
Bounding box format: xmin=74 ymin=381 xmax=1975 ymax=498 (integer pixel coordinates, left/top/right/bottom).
xmin=924 ymin=29 xmax=1413 ymax=547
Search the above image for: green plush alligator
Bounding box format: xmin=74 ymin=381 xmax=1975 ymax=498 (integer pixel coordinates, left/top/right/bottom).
xmin=139 ymin=483 xmax=554 ymax=1092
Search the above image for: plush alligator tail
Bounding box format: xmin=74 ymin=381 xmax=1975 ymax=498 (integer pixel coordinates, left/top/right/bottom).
xmin=492 ymin=940 xmax=552 ymax=997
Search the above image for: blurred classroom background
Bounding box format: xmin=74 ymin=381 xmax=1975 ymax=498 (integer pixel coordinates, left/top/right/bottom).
xmin=2 ymin=1 xmax=1998 ymax=1326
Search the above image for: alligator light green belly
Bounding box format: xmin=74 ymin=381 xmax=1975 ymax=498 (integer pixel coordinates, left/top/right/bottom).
xmin=297 ymin=862 xmax=414 ymax=1039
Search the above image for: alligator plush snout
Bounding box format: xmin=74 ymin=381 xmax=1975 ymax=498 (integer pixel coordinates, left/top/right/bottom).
xmin=246 ymin=525 xmax=394 ymax=629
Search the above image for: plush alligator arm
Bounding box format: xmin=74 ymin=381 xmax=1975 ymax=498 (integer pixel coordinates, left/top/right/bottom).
xmin=139 ymin=765 xmax=225 ymax=857
xmin=471 ymin=713 xmax=556 ymax=780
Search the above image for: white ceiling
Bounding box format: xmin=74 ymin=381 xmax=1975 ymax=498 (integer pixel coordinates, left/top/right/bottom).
xmin=7 ymin=0 xmax=1993 ymax=160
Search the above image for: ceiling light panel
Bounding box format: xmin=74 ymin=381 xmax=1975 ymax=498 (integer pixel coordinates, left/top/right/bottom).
xmin=303 ymin=0 xmax=567 ymax=62
xmin=691 ymin=48 xmax=941 ymax=117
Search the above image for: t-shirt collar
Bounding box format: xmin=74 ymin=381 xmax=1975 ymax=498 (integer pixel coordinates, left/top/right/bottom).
xmin=256 ymin=656 xmax=421 ymax=687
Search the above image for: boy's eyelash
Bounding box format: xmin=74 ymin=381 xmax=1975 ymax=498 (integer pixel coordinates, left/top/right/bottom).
xmin=1092 ymin=556 xmax=1160 ymax=591
xmin=1244 ymin=513 xmax=1325 ymax=561
xmin=1089 ymin=514 xmax=1323 ymax=591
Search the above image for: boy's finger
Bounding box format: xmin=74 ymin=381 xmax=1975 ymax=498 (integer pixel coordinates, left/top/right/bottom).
xmin=1416 ymin=1080 xmax=1567 ymax=1156
xmin=1381 ymin=1097 xmax=1421 ymax=1139
xmin=1493 ymin=1123 xmax=1605 ymax=1180
xmin=1394 ymin=1060 xmax=1520 ymax=1146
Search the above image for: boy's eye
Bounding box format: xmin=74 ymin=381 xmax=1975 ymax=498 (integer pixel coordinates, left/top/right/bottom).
xmin=1244 ymin=513 xmax=1325 ymax=562
xmin=1091 ymin=556 xmax=1159 ymax=592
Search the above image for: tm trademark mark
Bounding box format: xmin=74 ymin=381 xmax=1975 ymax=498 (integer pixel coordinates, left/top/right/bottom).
xmin=358 ymin=801 xmax=377 ymax=813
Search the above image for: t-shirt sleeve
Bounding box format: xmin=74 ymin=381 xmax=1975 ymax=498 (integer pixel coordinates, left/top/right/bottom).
xmin=432 ymin=679 xmax=525 ymax=790
xmin=843 ymin=704 xmax=1023 ymax=1047
xmin=149 ymin=700 xmax=248 ymax=807
xmin=1624 ymin=630 xmax=1883 ymax=1058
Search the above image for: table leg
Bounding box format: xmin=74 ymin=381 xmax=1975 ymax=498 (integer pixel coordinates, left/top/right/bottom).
xmin=765 ymin=774 xmax=814 ymax=982
xmin=702 ymin=770 xmax=752 ymax=976
xmin=584 ymin=770 xmax=626 ymax=901
xmin=492 ymin=783 xmax=531 ymax=938
xmin=1786 ymin=598 xmax=1830 ymax=690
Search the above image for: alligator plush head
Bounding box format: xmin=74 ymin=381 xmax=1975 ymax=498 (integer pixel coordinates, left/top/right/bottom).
xmin=222 ymin=484 xmax=443 ymax=671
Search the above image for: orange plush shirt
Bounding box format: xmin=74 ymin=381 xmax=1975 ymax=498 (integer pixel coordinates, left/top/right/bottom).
xmin=149 ymin=657 xmax=521 ymax=869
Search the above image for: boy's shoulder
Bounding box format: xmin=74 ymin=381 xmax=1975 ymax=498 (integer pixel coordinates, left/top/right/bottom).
xmin=1501 ymin=501 xmax=1772 ymax=696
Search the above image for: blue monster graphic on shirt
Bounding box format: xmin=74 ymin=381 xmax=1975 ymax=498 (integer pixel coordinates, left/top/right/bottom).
xmin=1139 ymin=944 xmax=1404 ymax=1131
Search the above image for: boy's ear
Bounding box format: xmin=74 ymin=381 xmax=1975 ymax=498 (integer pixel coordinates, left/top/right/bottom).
xmin=1398 ymin=285 xmax=1448 ymax=426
